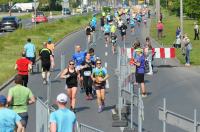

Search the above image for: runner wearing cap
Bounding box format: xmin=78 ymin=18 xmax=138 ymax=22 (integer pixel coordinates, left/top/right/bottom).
xmin=46 ymin=37 xmax=55 ymax=56
xmin=0 ymin=95 xmax=23 ymax=132
xmin=49 ymin=93 xmax=76 ymax=132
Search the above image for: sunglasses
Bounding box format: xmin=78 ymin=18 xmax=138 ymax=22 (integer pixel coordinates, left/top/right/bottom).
xmin=69 ymin=63 xmax=74 ymax=65
xmin=96 ymin=63 xmax=101 ymax=64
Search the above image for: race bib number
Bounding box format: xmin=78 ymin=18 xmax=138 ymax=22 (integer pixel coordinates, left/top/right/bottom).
xmin=84 ymin=71 xmax=91 ymax=76
xmin=122 ymin=29 xmax=125 ymax=32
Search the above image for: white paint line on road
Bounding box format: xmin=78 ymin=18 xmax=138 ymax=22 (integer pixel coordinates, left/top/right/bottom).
xmin=53 ymin=72 xmax=61 ymax=80
xmin=105 ymin=52 xmax=108 ymax=56
xmin=111 ymin=109 xmax=124 ymax=132
xmin=104 ymin=62 xmax=107 ymax=68
xmin=106 ymin=80 xmax=110 ymax=89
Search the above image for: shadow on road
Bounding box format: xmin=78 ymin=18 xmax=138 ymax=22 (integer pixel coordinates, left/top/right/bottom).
xmin=76 ymin=106 xmax=90 ymax=113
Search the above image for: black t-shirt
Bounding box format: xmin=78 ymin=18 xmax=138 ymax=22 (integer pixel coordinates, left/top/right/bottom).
xmin=100 ymin=17 xmax=104 ymax=26
xmin=111 ymin=35 xmax=117 ymax=43
xmin=39 ymin=48 xmax=52 ymax=63
xmin=120 ymin=25 xmax=127 ymax=34
xmin=81 ymin=60 xmax=95 ymax=77
xmin=86 ymin=27 xmax=92 ymax=35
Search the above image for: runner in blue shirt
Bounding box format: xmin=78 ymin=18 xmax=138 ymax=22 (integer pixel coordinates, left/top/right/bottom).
xmin=72 ymin=45 xmax=86 ymax=70
xmin=130 ymin=16 xmax=136 ymax=33
xmin=24 ymin=38 xmax=36 ymax=65
xmin=50 ymin=93 xmax=76 ymax=132
xmin=104 ymin=23 xmax=111 ymax=45
xmin=72 ymin=45 xmax=86 ymax=92
xmin=0 ymin=95 xmax=23 ymax=132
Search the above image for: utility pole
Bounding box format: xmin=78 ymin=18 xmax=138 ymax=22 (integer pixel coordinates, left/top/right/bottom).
xmin=156 ymin=0 xmax=160 ymax=21
xmin=180 ymin=0 xmax=183 ymax=35
xmin=34 ymin=0 xmax=37 ymax=28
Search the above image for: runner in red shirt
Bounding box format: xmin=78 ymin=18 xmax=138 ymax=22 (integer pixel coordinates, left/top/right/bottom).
xmin=15 ymin=52 xmax=32 ymax=87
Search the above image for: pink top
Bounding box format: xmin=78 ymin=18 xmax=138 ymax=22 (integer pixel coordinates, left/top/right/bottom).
xmin=157 ymin=23 xmax=164 ymax=30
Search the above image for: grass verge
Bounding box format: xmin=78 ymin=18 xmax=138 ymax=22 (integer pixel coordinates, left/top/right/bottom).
xmin=150 ymin=9 xmax=200 ymax=65
xmin=0 ymin=14 xmax=93 ymax=85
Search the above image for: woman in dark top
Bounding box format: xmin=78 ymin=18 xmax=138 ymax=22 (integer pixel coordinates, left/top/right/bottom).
xmin=80 ymin=53 xmax=95 ymax=100
xmin=60 ymin=60 xmax=79 ymax=113
xmin=85 ymin=24 xmax=92 ymax=44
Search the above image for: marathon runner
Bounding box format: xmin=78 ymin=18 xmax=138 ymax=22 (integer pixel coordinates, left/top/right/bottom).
xmin=39 ymin=43 xmax=55 ymax=84
xmin=85 ymin=24 xmax=93 ymax=44
xmin=120 ymin=22 xmax=127 ymax=41
xmin=100 ymin=16 xmax=105 ymax=31
xmin=89 ymin=48 xmax=96 ymax=62
xmin=15 ymin=52 xmax=32 ymax=87
xmin=92 ymin=59 xmax=109 ymax=113
xmin=60 ymin=60 xmax=79 ymax=113
xmin=72 ymin=45 xmax=86 ymax=92
xmin=46 ymin=37 xmax=55 ymax=56
xmin=80 ymin=53 xmax=95 ymax=100
xmin=24 ymin=38 xmax=36 ymax=72
xmin=130 ymin=16 xmax=136 ymax=33
xmin=104 ymin=22 xmax=111 ymax=45
xmin=111 ymin=33 xmax=118 ymax=54
xmin=110 ymin=22 xmax=117 ymax=36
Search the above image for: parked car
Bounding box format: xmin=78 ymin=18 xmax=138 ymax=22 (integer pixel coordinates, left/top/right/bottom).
xmin=32 ymin=11 xmax=48 ymax=23
xmin=0 ymin=16 xmax=22 ymax=31
xmin=63 ymin=8 xmax=71 ymax=15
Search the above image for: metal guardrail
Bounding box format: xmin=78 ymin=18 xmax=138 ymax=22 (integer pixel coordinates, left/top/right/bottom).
xmin=77 ymin=123 xmax=104 ymax=132
xmin=36 ymin=97 xmax=49 ymax=132
xmin=159 ymin=98 xmax=200 ymax=132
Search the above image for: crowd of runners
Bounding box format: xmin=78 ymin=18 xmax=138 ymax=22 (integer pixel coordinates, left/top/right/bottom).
xmin=0 ymin=5 xmax=155 ymax=132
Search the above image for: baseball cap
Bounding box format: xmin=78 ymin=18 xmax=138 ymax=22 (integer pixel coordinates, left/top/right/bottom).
xmin=135 ymin=48 xmax=143 ymax=53
xmin=48 ymin=37 xmax=52 ymax=42
xmin=57 ymin=93 xmax=68 ymax=103
xmin=0 ymin=95 xmax=7 ymax=105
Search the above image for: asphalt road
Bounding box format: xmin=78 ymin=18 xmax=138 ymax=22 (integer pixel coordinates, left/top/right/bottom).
xmin=1 ymin=17 xmax=200 ymax=132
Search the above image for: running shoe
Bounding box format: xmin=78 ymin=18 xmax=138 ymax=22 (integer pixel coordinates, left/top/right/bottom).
xmin=89 ymin=94 xmax=93 ymax=100
xmin=102 ymin=101 xmax=105 ymax=109
xmin=80 ymin=88 xmax=84 ymax=93
xmin=85 ymin=95 xmax=90 ymax=100
xmin=142 ymin=94 xmax=147 ymax=98
xmin=43 ymin=80 xmax=47 ymax=85
xmin=98 ymin=106 xmax=103 ymax=113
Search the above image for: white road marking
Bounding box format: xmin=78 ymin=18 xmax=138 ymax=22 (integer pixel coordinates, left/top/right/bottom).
xmin=105 ymin=52 xmax=108 ymax=56
xmin=104 ymin=62 xmax=107 ymax=68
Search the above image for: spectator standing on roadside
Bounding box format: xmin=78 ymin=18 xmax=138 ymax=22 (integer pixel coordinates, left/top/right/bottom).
xmin=0 ymin=95 xmax=23 ymax=132
xmin=194 ymin=22 xmax=199 ymax=40
xmin=184 ymin=38 xmax=192 ymax=66
xmin=144 ymin=37 xmax=153 ymax=75
xmin=7 ymin=75 xmax=35 ymax=132
xmin=176 ymin=26 xmax=181 ymax=38
xmin=15 ymin=52 xmax=32 ymax=87
xmin=49 ymin=93 xmax=76 ymax=132
xmin=24 ymin=38 xmax=36 ymax=65
xmin=134 ymin=48 xmax=147 ymax=97
xmin=39 ymin=43 xmax=55 ymax=84
xmin=156 ymin=21 xmax=164 ymax=39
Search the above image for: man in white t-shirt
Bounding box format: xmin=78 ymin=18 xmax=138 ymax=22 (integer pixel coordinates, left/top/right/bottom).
xmin=194 ymin=22 xmax=199 ymax=40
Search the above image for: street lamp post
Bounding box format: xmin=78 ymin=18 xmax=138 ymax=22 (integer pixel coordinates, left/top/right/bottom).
xmin=34 ymin=0 xmax=37 ymax=28
xmin=180 ymin=0 xmax=183 ymax=36
xmin=156 ymin=0 xmax=160 ymax=22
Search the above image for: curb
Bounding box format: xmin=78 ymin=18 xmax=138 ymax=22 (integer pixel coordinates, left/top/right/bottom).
xmin=0 ymin=23 xmax=88 ymax=91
